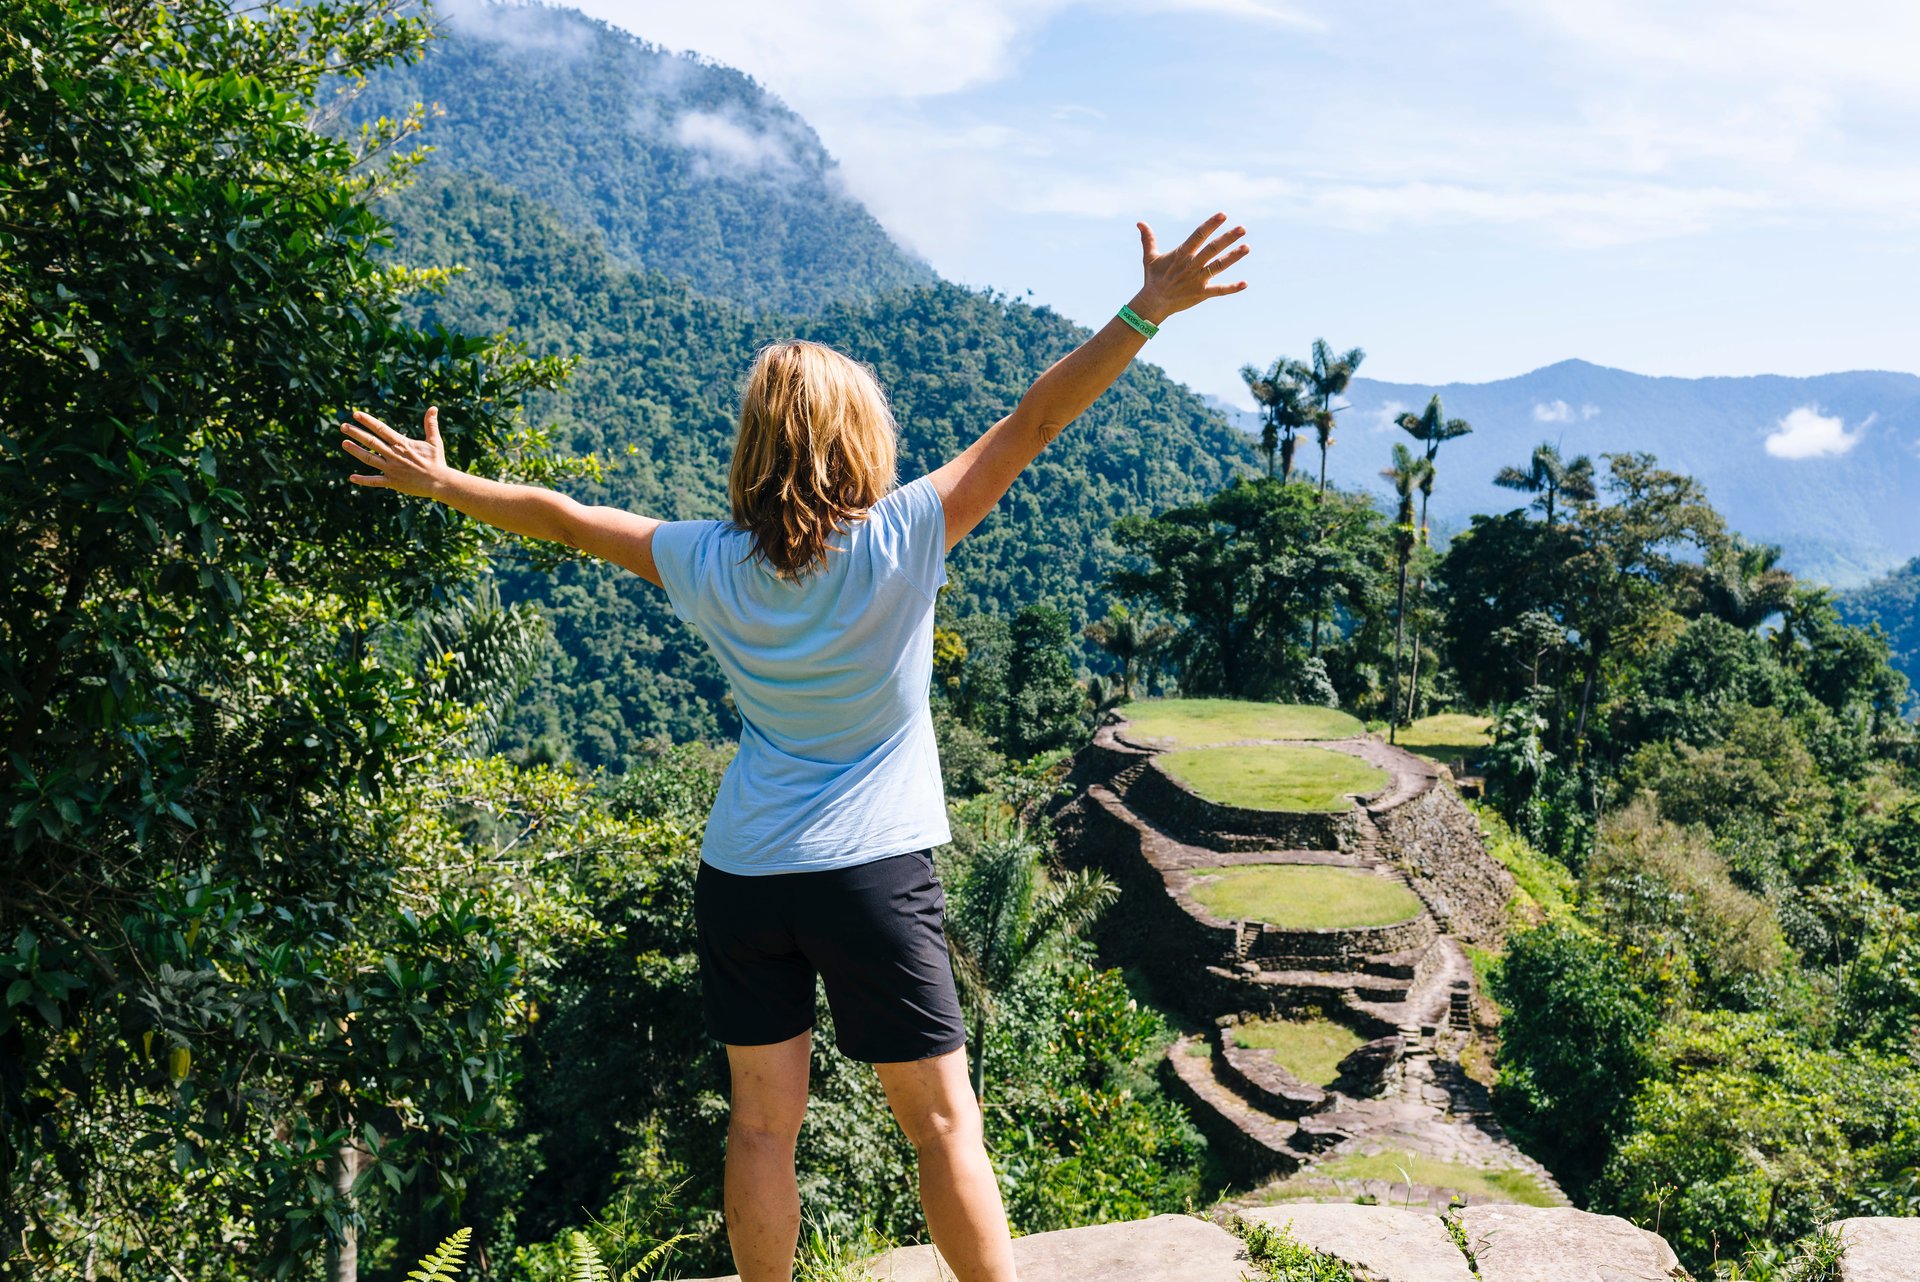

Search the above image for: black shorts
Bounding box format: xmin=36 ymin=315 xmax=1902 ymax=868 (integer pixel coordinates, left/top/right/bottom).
xmin=693 ymin=848 xmax=968 ymax=1063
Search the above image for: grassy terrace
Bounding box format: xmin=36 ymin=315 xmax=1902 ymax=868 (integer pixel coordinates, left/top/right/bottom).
xmin=1188 ymin=864 xmax=1424 ymax=928
xmin=1314 ymin=1150 xmax=1558 ymax=1207
xmin=1230 ymin=1016 xmax=1367 ymax=1085
xmin=1389 ymin=712 xmax=1493 ymax=770
xmin=1158 ymin=744 xmax=1388 ymax=812
xmin=1121 ymin=698 xmax=1364 ymax=747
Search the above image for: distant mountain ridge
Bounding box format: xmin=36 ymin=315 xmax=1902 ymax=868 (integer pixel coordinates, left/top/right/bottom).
xmin=1213 ymin=358 xmax=1920 ymax=587
xmin=346 ymin=0 xmax=934 ymax=312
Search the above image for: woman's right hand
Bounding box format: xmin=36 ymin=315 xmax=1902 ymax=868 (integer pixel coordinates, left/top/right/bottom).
xmin=1129 ymin=212 xmax=1250 ymax=324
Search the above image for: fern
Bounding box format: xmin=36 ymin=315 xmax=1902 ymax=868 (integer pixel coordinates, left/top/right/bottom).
xmin=622 ymin=1232 xmax=694 ymax=1282
xmin=567 ymin=1230 xmax=612 ymax=1282
xmin=405 ymin=1227 xmax=472 ymax=1282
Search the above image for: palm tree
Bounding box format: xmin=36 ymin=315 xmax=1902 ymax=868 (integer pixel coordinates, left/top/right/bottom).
xmin=1394 ymin=395 xmax=1473 ymax=541
xmin=1298 ymin=338 xmax=1366 ymax=502
xmin=1495 ymin=441 xmax=1596 ymax=527
xmin=1291 ymin=338 xmax=1364 ymax=656
xmin=944 ymin=828 xmax=1118 ymax=1099
xmin=1699 ymin=535 xmax=1796 ymax=631
xmin=1239 ymin=359 xmax=1313 ymax=481
xmin=1382 ymin=443 xmax=1430 ymax=742
xmin=1393 ymin=396 xmax=1473 ymax=726
xmin=1083 ymin=603 xmax=1173 ymax=701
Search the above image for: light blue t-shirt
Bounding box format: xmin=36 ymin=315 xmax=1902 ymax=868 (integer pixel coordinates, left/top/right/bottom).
xmin=649 ymin=474 xmax=953 ymax=875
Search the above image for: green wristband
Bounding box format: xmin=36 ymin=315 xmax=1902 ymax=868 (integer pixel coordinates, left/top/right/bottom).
xmin=1117 ymin=304 xmax=1159 ymax=339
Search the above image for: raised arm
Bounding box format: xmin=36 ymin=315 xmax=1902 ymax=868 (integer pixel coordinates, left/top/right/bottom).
xmin=339 ymin=406 xmax=666 ymax=586
xmin=927 ymin=211 xmax=1250 ymax=550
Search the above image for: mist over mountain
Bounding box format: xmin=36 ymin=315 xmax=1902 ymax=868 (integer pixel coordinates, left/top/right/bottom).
xmin=346 ymin=0 xmax=934 ymax=312
xmin=1216 ymin=359 xmax=1920 ymax=587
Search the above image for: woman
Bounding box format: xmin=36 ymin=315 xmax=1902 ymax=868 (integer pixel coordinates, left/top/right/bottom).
xmin=339 ymin=211 xmax=1249 ymax=1282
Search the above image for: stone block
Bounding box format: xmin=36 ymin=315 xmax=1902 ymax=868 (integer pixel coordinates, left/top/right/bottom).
xmin=1333 ymin=1035 xmax=1404 ymax=1097
xmin=1826 ymin=1216 xmax=1920 ymax=1282
xmin=865 ymin=1213 xmax=1250 ymax=1281
xmin=1456 ymin=1204 xmax=1683 ymax=1282
xmin=1239 ymin=1202 xmax=1474 ymax=1281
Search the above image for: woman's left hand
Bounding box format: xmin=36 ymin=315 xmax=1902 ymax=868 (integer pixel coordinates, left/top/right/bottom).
xmin=340 ymin=406 xmax=452 ymax=498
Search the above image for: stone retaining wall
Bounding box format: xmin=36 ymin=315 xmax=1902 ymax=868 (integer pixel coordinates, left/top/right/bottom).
xmin=1124 ymin=760 xmax=1366 ymax=852
xmin=1214 ymin=1038 xmax=1327 ymax=1118
xmin=1245 ymin=915 xmax=1435 ymax=966
xmin=1372 ymin=783 xmax=1515 ymax=949
xmin=1190 ymin=967 xmax=1405 ymax=1036
xmin=1157 ymin=1054 xmax=1301 ymax=1182
xmin=1067 ymin=787 xmax=1240 ymax=988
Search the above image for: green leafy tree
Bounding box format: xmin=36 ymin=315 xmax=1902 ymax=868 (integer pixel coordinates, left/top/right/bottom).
xmin=1495 ymin=441 xmax=1597 ymax=528
xmin=1005 ymin=605 xmax=1088 ymax=759
xmin=1239 ymin=358 xmax=1313 ymax=482
xmin=1107 ymin=477 xmax=1389 ymax=701
xmin=1082 ymin=603 xmax=1173 ymax=703
xmin=1393 ymin=395 xmax=1472 ymax=723
xmin=944 ymin=828 xmax=1118 ymax=1098
xmin=1295 ymin=339 xmax=1365 ymax=503
xmin=1492 ymin=921 xmax=1658 ymax=1193
xmin=1564 ymin=454 xmax=1728 ymax=749
xmin=0 ymin=2 xmax=596 ymax=1273
xmin=1436 ymin=512 xmax=1582 ymax=709
xmin=1696 ymin=535 xmax=1796 ymax=633
xmin=1594 ymin=1011 xmax=1920 ymax=1276
xmin=1380 ymin=443 xmax=1430 ymax=737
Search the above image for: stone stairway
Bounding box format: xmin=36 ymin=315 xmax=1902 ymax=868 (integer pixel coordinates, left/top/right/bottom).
xmin=1049 ymin=713 xmax=1547 ymax=1208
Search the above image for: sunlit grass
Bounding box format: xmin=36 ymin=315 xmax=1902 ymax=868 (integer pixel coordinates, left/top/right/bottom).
xmin=1158 ymin=745 xmax=1388 ymax=812
xmin=1187 ymin=864 xmax=1423 ymax=928
xmin=1230 ymin=1017 xmax=1367 ymax=1086
xmin=1316 ymin=1150 xmax=1558 ymax=1207
xmin=1392 ymin=713 xmax=1492 ymax=768
xmin=1122 ymin=698 xmax=1363 ymax=747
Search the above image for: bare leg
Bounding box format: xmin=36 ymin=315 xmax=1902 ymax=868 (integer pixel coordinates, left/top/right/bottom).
xmin=874 ymin=1047 xmax=1017 ymax=1282
xmin=723 ymin=1031 xmax=812 ymax=1282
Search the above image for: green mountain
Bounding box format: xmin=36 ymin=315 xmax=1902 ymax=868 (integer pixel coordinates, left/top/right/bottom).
xmin=381 ymin=168 xmax=1252 ymax=766
xmin=347 ymin=1 xmax=933 ymax=313
xmin=1839 ymin=556 xmax=1920 ymax=696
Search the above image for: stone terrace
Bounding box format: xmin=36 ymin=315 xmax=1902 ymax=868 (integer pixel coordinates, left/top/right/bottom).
xmin=1049 ymin=705 xmax=1550 ymax=1210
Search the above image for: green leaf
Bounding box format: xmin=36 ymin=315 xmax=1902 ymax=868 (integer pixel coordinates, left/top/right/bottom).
xmin=404 ymin=1226 xmax=470 ymax=1282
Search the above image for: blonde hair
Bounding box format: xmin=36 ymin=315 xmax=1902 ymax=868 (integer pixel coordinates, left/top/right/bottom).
xmin=728 ymin=339 xmax=900 ymax=580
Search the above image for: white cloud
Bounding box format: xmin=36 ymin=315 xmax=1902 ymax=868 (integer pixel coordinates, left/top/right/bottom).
xmin=673 ymin=108 xmax=804 ymax=176
xmin=1764 ymin=405 xmax=1869 ymax=459
xmin=1368 ymin=400 xmax=1409 ymax=433
xmin=438 ymin=0 xmax=598 ymax=53
xmin=560 ymin=0 xmax=1920 ymax=258
xmin=1533 ymin=400 xmax=1601 ymax=422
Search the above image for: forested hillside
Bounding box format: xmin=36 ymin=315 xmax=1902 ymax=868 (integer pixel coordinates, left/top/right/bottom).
xmin=383 ymin=170 xmax=1254 ymax=767
xmin=1841 ymin=556 xmax=1920 ymax=692
xmin=344 ymin=1 xmax=934 ymax=312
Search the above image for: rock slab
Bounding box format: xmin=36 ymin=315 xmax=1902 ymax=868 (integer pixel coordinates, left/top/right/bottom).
xmin=1239 ymin=1202 xmax=1474 ymax=1281
xmin=1826 ymin=1216 xmax=1920 ymax=1282
xmin=866 ymin=1213 xmax=1249 ymax=1281
xmin=1457 ymin=1204 xmax=1683 ymax=1282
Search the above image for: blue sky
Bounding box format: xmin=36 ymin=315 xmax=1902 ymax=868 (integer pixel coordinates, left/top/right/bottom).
xmin=546 ymin=1 xmax=1920 ymax=409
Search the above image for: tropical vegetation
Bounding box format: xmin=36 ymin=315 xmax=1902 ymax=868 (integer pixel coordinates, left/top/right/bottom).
xmin=6 ymin=2 xmax=1917 ymax=1280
